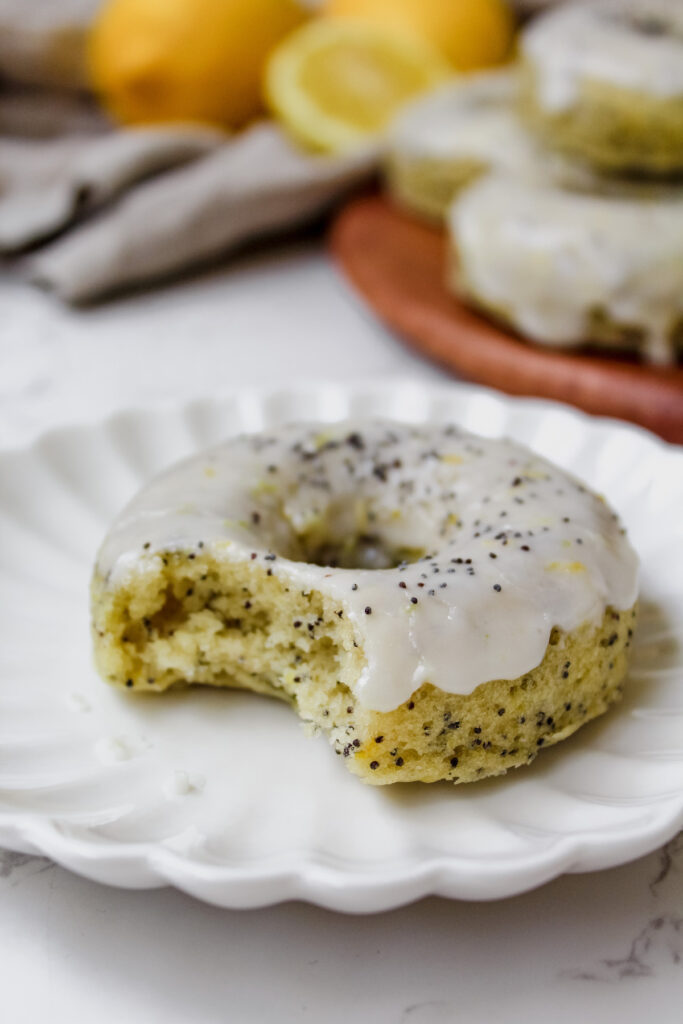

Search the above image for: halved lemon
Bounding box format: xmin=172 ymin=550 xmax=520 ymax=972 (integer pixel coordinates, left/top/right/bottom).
xmin=264 ymin=18 xmax=450 ymax=152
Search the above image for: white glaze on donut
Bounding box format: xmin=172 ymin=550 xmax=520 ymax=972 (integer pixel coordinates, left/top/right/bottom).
xmin=449 ymin=173 xmax=683 ymax=364
xmin=97 ymin=421 xmax=639 ymax=712
xmin=522 ymin=0 xmax=683 ymax=111
xmin=391 ymin=70 xmax=535 ymax=165
xmin=389 ymin=69 xmax=594 ymax=189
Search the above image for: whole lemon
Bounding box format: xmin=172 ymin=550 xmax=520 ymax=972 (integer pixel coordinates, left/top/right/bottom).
xmin=89 ymin=0 xmax=308 ymax=129
xmin=324 ymin=0 xmax=514 ymax=71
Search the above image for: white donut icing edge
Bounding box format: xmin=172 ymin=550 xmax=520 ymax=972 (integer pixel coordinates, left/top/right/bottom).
xmin=522 ymin=0 xmax=683 ymax=111
xmin=390 ymin=70 xmax=533 ymax=164
xmin=449 ymin=173 xmax=683 ymax=364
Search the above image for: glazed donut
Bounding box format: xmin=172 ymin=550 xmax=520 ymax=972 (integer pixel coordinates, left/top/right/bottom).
xmin=385 ymin=69 xmax=594 ymax=223
xmin=448 ymin=172 xmax=683 ymax=364
xmin=521 ymin=0 xmax=683 ymax=175
xmin=92 ymin=420 xmax=638 ymax=785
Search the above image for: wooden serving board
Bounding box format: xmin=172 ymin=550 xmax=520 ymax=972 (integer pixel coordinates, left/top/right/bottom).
xmin=330 ymin=195 xmax=683 ymax=444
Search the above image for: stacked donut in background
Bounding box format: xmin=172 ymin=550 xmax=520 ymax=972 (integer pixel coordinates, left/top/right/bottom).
xmin=385 ymin=0 xmax=683 ymax=365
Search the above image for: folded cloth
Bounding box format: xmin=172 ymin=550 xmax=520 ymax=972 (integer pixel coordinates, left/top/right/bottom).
xmin=0 ymin=86 xmax=109 ymax=138
xmin=0 ymin=2 xmax=375 ymax=303
xmin=27 ymin=123 xmax=378 ymax=303
xmin=0 ymin=126 xmax=224 ymax=252
xmin=0 ymin=0 xmax=100 ymax=91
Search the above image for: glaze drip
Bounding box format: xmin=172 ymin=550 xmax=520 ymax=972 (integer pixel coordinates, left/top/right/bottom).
xmin=449 ymin=174 xmax=683 ymax=365
xmin=97 ymin=420 xmax=639 ymax=711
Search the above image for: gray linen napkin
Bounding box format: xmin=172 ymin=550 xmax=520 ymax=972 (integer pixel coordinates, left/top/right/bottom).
xmin=27 ymin=123 xmax=377 ymax=303
xmin=0 ymin=0 xmax=101 ymax=90
xmin=0 ymin=1 xmax=375 ymax=302
xmin=0 ymin=87 xmax=109 ymax=138
xmin=0 ymin=126 xmax=224 ymax=252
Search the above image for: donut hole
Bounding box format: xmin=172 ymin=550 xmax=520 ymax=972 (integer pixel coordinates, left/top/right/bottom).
xmin=293 ymin=529 xmax=426 ymax=570
xmin=274 ymin=497 xmax=429 ymax=570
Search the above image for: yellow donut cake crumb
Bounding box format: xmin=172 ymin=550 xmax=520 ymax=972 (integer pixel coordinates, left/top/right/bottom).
xmin=92 ymin=553 xmax=635 ymax=785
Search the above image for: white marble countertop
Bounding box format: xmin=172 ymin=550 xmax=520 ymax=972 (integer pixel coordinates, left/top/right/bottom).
xmin=1 ymin=241 xmax=682 ymax=1023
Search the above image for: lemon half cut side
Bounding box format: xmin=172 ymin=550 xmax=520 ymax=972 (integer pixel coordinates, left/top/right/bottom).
xmin=264 ymin=18 xmax=451 ymax=152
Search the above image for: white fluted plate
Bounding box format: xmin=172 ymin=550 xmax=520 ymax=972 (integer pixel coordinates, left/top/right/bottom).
xmin=1 ymin=383 xmax=682 ymax=912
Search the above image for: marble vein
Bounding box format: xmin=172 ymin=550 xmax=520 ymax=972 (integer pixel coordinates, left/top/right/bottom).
xmin=566 ymin=830 xmax=683 ymax=982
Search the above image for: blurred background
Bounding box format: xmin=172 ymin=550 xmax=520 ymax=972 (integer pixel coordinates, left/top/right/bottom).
xmin=0 ymin=0 xmax=681 ymax=437
xmin=0 ymin=0 xmax=522 ymax=298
